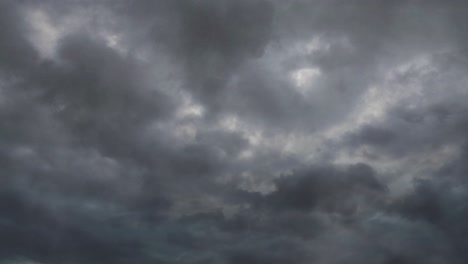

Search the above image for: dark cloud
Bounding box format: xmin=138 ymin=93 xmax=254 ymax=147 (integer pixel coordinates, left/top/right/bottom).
xmin=2 ymin=0 xmax=468 ymax=263
xmin=120 ymin=0 xmax=274 ymax=112
xmin=0 ymin=188 xmax=153 ymax=264
xmin=0 ymin=1 xmax=38 ymax=73
xmin=260 ymin=163 xmax=386 ymax=216
xmin=388 ymin=178 xmax=468 ymax=262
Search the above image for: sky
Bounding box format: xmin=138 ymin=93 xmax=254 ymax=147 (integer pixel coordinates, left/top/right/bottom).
xmin=1 ymin=0 xmax=468 ymax=263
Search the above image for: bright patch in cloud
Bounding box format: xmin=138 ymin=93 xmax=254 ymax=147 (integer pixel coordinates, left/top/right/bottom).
xmin=290 ymin=67 xmax=321 ymax=94
xmin=27 ymin=9 xmax=60 ymax=59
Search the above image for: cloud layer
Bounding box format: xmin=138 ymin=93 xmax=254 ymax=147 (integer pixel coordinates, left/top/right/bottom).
xmin=1 ymin=0 xmax=468 ymax=263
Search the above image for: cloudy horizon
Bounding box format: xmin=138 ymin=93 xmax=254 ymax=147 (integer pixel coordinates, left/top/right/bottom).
xmin=1 ymin=0 xmax=468 ymax=263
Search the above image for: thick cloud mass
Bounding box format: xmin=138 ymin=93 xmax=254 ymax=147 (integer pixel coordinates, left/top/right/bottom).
xmin=1 ymin=0 xmax=468 ymax=263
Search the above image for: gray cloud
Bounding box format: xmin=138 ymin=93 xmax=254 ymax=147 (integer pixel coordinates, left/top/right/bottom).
xmin=259 ymin=163 xmax=386 ymax=215
xmin=2 ymin=0 xmax=468 ymax=263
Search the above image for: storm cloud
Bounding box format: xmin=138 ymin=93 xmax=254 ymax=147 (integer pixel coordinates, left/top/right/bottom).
xmin=1 ymin=0 xmax=468 ymax=263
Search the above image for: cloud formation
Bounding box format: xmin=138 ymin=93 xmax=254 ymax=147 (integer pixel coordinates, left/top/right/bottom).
xmin=1 ymin=0 xmax=468 ymax=263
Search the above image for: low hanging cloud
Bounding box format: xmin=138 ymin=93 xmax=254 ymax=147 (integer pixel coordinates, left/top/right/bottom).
xmin=1 ymin=0 xmax=468 ymax=263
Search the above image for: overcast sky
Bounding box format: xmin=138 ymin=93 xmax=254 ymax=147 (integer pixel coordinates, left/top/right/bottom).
xmin=1 ymin=0 xmax=468 ymax=263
